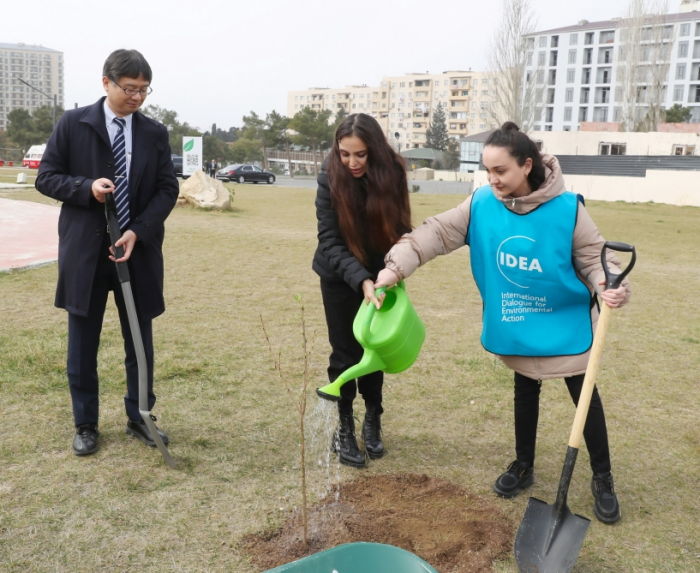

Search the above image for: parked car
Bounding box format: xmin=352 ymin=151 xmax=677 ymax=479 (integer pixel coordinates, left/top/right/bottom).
xmin=171 ymin=155 xmax=190 ymax=179
xmin=0 ymin=157 xmax=4 ymax=166
xmin=216 ymin=164 xmax=276 ymax=184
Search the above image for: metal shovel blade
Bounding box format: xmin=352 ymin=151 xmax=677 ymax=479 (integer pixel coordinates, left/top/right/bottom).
xmin=514 ymin=497 xmax=590 ymax=573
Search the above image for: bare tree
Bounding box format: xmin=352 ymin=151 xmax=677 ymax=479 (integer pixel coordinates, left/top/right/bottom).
xmin=616 ymin=0 xmax=672 ymax=132
xmin=487 ymin=0 xmax=540 ymax=133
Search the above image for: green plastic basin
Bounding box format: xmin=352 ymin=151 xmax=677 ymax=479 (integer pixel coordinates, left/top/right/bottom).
xmin=262 ymin=542 xmax=438 ymax=573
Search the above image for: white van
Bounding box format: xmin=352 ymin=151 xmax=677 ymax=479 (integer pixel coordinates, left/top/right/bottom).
xmin=22 ymin=144 xmax=47 ymax=169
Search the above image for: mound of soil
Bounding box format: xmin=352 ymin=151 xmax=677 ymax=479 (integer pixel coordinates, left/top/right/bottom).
xmin=242 ymin=473 xmax=513 ymax=572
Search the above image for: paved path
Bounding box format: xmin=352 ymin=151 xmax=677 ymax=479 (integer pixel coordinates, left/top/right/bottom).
xmin=0 ymin=198 xmax=60 ymax=272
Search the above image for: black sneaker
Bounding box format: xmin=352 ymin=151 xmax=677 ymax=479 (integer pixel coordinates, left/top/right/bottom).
xmin=493 ymin=460 xmax=534 ymax=498
xmin=591 ymin=471 xmax=621 ymax=523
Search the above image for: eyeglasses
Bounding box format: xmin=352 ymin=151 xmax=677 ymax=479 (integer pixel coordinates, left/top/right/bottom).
xmin=112 ymin=81 xmax=152 ymax=97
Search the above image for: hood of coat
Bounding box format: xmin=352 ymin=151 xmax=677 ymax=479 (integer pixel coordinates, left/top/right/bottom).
xmin=490 ymin=154 xmax=566 ymax=213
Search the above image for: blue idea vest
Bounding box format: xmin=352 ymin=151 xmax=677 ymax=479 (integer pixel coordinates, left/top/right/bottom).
xmin=466 ymin=186 xmax=593 ymax=357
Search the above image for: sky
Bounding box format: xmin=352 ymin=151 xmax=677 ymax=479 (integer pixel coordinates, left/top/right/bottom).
xmin=3 ymin=0 xmax=662 ymax=132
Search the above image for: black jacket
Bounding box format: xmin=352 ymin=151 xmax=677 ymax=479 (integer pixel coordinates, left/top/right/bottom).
xmin=36 ymin=97 xmax=179 ymax=320
xmin=312 ymin=167 xmax=406 ymax=293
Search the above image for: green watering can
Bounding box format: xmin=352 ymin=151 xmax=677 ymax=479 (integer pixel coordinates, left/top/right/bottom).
xmin=316 ymin=282 xmax=426 ymax=401
xmin=263 ymin=542 xmax=438 ymax=573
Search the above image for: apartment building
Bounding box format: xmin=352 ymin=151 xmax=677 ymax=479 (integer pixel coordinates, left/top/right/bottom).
xmin=523 ymin=1 xmax=700 ymax=132
xmin=0 ymin=43 xmax=64 ymax=131
xmin=288 ymin=70 xmax=504 ymax=148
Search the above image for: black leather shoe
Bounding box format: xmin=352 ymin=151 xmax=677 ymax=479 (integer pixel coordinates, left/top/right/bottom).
xmin=362 ymin=404 xmax=385 ymax=459
xmin=591 ymin=471 xmax=621 ymax=523
xmin=493 ymin=460 xmax=534 ymax=498
xmin=331 ymin=411 xmax=366 ymax=469
xmin=73 ymin=423 xmax=99 ymax=456
xmin=126 ymin=415 xmax=169 ymax=447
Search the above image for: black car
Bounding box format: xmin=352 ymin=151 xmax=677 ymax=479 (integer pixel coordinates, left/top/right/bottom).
xmin=171 ymin=155 xmax=187 ymax=178
xmin=216 ymin=164 xmax=276 ymax=184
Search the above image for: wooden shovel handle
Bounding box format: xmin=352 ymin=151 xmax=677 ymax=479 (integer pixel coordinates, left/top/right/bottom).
xmin=568 ymin=302 xmax=613 ymax=449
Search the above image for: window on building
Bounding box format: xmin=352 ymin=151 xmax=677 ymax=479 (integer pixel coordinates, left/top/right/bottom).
xmin=570 ymin=33 xmax=579 ymax=45
xmin=526 ymin=51 xmax=533 ymax=66
xmin=547 ymin=88 xmax=555 ymax=104
xmin=538 ymin=52 xmax=546 ymax=66
xmin=585 ymin=32 xmax=594 ymax=45
xmin=568 ymin=49 xmax=577 ymax=64
xmin=582 ymin=68 xmax=591 ymax=84
xmin=527 ymin=37 xmax=535 ymax=49
xmin=567 ymin=69 xmax=576 ymax=83
xmin=581 ymin=87 xmax=590 ymax=103
xmin=565 ymin=87 xmax=574 ymax=102
xmin=673 ymin=144 xmax=696 ymax=155
xmin=674 ymin=85 xmax=684 ymax=101
xmin=584 ymin=48 xmax=593 ymax=65
xmin=680 ymin=22 xmax=690 ymax=37
xmin=545 ymin=107 xmax=554 ymax=122
xmin=537 ymin=69 xmax=545 ymax=84
xmin=578 ymin=107 xmax=588 ymax=122
xmin=678 ymin=41 xmax=689 ymax=58
xmin=599 ymin=143 xmax=626 ymax=155
xmin=600 ymin=30 xmax=615 ymax=44
xmin=676 ymin=63 xmax=686 ymax=80
xmin=539 ymin=36 xmax=547 ymax=47
xmin=550 ymin=51 xmax=558 ymax=66
xmin=564 ymin=107 xmax=573 ymax=121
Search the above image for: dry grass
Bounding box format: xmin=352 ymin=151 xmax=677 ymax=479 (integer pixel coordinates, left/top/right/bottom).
xmin=0 ymin=183 xmax=699 ymax=572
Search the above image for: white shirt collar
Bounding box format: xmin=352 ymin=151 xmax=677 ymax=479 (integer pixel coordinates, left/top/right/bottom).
xmin=103 ymin=99 xmax=133 ymax=129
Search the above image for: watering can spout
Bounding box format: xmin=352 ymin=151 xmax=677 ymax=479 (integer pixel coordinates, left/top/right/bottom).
xmin=316 ymin=350 xmax=386 ymax=402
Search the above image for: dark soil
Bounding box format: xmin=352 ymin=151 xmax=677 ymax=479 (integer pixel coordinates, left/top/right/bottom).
xmin=242 ymin=473 xmax=513 ymax=572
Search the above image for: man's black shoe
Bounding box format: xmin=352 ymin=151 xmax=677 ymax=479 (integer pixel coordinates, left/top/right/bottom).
xmin=73 ymin=423 xmax=99 ymax=456
xmin=493 ymin=460 xmax=534 ymax=498
xmin=591 ymin=471 xmax=621 ymax=523
xmin=126 ymin=416 xmax=169 ymax=447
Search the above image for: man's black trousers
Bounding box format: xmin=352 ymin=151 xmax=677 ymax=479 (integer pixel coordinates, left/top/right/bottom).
xmin=67 ymin=235 xmax=155 ymax=426
xmin=320 ymin=279 xmax=383 ymax=416
xmin=514 ymin=372 xmax=611 ymax=474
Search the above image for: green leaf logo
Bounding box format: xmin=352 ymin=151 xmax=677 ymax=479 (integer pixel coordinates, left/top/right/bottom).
xmin=183 ymin=139 xmax=194 ymax=152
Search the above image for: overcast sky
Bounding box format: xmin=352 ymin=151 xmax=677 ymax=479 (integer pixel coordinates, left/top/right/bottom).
xmin=5 ymin=0 xmax=661 ymax=131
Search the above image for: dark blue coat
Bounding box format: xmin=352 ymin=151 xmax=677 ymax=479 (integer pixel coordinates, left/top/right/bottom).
xmin=36 ymin=97 xmax=179 ymax=321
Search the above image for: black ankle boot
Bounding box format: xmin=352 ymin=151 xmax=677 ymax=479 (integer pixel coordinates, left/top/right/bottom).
xmin=332 ymin=411 xmax=366 ymax=469
xmin=362 ymin=404 xmax=384 ymax=459
xmin=493 ymin=460 xmax=534 ymax=498
xmin=591 ymin=471 xmax=621 ymax=523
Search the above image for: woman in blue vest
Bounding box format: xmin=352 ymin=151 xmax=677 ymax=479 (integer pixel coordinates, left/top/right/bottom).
xmin=375 ymin=122 xmax=631 ymax=523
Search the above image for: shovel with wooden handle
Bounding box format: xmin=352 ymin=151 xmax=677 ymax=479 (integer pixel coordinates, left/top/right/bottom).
xmin=513 ymin=241 xmax=636 ymax=573
xmin=104 ymin=193 xmax=176 ymax=469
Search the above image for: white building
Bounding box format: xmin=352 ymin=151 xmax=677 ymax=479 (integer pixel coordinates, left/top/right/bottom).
xmin=0 ymin=43 xmax=64 ymax=131
xmin=523 ymin=4 xmax=700 ymax=132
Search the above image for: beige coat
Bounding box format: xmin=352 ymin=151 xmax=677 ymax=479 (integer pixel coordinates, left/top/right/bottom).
xmin=385 ymin=154 xmax=632 ymax=380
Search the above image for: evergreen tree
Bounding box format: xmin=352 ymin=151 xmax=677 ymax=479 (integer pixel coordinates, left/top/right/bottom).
xmin=664 ymin=104 xmax=692 ymax=123
xmin=425 ymin=103 xmax=449 ymax=151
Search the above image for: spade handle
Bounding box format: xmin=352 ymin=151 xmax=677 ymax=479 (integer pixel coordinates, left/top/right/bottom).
xmin=568 ymin=241 xmax=635 ymax=449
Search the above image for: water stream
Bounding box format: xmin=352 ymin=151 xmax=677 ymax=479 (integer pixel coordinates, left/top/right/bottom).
xmin=306 ymin=398 xmax=341 ymax=503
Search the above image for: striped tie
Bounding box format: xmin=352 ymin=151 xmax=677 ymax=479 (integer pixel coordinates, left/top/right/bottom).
xmin=112 ymin=117 xmax=130 ymax=229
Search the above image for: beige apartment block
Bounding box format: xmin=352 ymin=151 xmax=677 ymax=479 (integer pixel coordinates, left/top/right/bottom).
xmin=288 ymin=70 xmax=505 ymax=149
xmin=0 ymin=43 xmax=64 ymax=131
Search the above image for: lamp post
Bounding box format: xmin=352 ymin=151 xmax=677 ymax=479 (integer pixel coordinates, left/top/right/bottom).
xmin=15 ymin=76 xmax=57 ymax=129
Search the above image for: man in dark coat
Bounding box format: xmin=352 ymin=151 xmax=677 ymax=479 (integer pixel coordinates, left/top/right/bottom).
xmin=36 ymin=49 xmax=179 ymax=456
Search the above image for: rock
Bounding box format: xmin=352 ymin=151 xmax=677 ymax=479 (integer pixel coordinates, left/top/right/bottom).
xmin=178 ymin=170 xmax=232 ymax=210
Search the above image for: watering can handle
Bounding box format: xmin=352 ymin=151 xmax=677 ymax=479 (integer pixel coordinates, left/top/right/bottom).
xmin=601 ymin=241 xmax=636 ymax=290
xmin=361 ymin=286 xmax=390 ymax=343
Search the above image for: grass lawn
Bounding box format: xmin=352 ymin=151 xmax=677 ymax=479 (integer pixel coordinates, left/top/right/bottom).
xmin=0 ymin=183 xmax=699 ymax=572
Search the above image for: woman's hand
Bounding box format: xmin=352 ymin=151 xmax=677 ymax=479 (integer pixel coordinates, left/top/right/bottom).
xmin=375 ymin=268 xmax=399 ymax=289
xmin=598 ymin=280 xmax=626 ymax=308
xmin=362 ymin=279 xmax=384 ymax=309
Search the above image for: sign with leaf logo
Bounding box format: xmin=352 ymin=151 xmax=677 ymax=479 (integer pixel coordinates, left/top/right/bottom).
xmin=182 ymin=137 xmax=202 ymax=176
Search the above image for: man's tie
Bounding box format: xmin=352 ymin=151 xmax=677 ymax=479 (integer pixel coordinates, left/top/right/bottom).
xmin=112 ymin=117 xmax=130 ymax=229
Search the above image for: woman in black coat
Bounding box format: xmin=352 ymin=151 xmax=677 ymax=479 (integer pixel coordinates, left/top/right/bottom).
xmin=313 ymin=113 xmax=412 ymax=468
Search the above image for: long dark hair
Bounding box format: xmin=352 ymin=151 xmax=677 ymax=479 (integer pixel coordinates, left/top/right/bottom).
xmin=485 ymin=122 xmax=546 ymax=191
xmin=327 ymin=113 xmax=411 ymax=264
